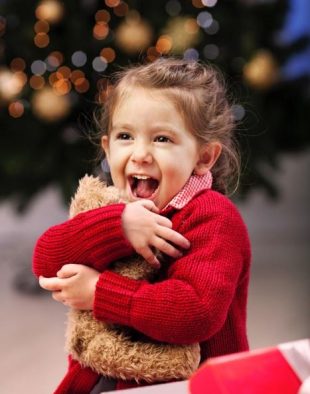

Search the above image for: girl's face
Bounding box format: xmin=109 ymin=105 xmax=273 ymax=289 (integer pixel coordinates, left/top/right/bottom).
xmin=102 ymin=87 xmax=207 ymax=210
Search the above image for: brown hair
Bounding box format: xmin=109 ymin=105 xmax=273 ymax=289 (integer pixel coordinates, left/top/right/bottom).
xmin=95 ymin=57 xmax=240 ymax=195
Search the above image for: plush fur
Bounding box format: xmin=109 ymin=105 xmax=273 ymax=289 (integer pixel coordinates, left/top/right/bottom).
xmin=65 ymin=175 xmax=201 ymax=383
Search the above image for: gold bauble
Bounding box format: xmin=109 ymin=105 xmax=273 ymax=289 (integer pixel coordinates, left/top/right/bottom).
xmin=115 ymin=11 xmax=153 ymax=55
xmin=162 ymin=16 xmax=201 ymax=54
xmin=35 ymin=0 xmax=64 ymax=24
xmin=32 ymin=87 xmax=71 ymax=121
xmin=243 ymin=50 xmax=279 ymax=90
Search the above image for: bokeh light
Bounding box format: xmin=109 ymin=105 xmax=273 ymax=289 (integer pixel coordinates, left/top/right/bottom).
xmin=10 ymin=58 xmax=26 ymax=72
xmin=32 ymin=87 xmax=71 ymax=121
xmin=71 ymin=51 xmax=87 ymax=67
xmin=31 ymin=60 xmax=47 ymax=75
xmin=100 ymin=47 xmax=116 ymax=63
xmin=92 ymin=56 xmax=108 ymax=72
xmin=93 ymin=22 xmax=109 ymax=40
xmin=0 ymin=68 xmax=26 ymax=101
xmin=8 ymin=100 xmax=24 ymax=118
xmin=95 ymin=9 xmax=111 ymax=23
xmin=156 ymin=35 xmax=173 ymax=54
xmin=34 ymin=32 xmax=50 ymax=48
xmin=30 ymin=75 xmax=45 ymax=90
xmin=166 ymin=0 xmax=182 ymax=16
xmin=34 ymin=20 xmax=50 ymax=33
xmin=35 ymin=0 xmax=65 ymax=24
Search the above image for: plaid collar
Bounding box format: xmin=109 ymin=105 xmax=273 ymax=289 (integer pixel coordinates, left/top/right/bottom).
xmin=164 ymin=171 xmax=213 ymax=210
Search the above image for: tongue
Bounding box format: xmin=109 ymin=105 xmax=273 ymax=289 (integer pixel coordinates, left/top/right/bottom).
xmin=135 ymin=179 xmax=158 ymax=198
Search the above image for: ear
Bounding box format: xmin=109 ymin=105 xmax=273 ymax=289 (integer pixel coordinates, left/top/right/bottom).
xmin=194 ymin=141 xmax=222 ymax=176
xmin=101 ymin=135 xmax=110 ymax=162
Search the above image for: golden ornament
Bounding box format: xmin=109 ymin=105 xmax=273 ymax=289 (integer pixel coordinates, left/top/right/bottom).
xmin=32 ymin=87 xmax=71 ymax=121
xmin=162 ymin=16 xmax=201 ymax=54
xmin=115 ymin=11 xmax=153 ymax=55
xmin=243 ymin=50 xmax=279 ymax=90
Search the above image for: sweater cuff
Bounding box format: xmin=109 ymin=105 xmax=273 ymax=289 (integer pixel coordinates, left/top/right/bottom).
xmin=93 ymin=271 xmax=142 ymax=326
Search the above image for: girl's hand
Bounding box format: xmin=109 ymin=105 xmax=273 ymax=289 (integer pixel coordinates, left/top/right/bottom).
xmin=39 ymin=264 xmax=100 ymax=310
xmin=122 ymin=200 xmax=190 ymax=268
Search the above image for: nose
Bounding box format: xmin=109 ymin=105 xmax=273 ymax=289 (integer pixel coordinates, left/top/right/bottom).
xmin=131 ymin=140 xmax=153 ymax=164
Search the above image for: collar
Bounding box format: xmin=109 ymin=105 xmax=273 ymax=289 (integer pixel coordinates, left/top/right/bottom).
xmin=164 ymin=171 xmax=213 ymax=211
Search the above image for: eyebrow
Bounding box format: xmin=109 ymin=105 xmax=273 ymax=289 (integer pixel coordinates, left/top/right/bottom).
xmin=111 ymin=123 xmax=179 ymax=135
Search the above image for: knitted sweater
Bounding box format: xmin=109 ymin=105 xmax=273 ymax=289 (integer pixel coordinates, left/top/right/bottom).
xmin=33 ymin=188 xmax=251 ymax=392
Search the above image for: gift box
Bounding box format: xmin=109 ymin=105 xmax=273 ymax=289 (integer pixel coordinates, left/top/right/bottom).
xmin=190 ymin=339 xmax=310 ymax=394
xmin=104 ymin=339 xmax=310 ymax=394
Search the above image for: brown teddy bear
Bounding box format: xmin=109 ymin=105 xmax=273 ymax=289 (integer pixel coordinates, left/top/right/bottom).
xmin=65 ymin=175 xmax=201 ymax=383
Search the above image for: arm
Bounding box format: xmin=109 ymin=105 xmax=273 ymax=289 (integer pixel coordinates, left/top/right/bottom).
xmin=93 ymin=192 xmax=251 ymax=344
xmin=32 ymin=203 xmax=134 ymax=278
xmin=33 ymin=199 xmax=190 ymax=278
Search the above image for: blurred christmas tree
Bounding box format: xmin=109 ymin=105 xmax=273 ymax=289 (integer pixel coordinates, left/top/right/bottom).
xmin=1 ymin=0 xmax=309 ymax=212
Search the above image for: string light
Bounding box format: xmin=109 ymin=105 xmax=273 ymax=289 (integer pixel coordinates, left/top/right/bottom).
xmin=32 ymin=87 xmax=71 ymax=121
xmin=93 ymin=22 xmax=109 ymax=40
xmin=31 ymin=60 xmax=46 ymax=75
xmin=74 ymin=77 xmax=90 ymax=93
xmin=34 ymin=32 xmax=50 ymax=48
xmin=113 ymin=2 xmax=129 ymax=17
xmin=202 ymin=0 xmax=218 ymax=7
xmin=156 ymin=35 xmax=173 ymax=54
xmin=95 ymin=9 xmax=111 ymax=23
xmin=192 ymin=0 xmax=204 ymax=9
xmin=115 ymin=11 xmax=153 ymax=55
xmin=105 ymin=0 xmax=121 ymax=8
xmin=30 ymin=75 xmax=45 ymax=90
xmin=184 ymin=48 xmax=199 ymax=60
xmin=8 ymin=100 xmax=24 ymax=118
xmin=35 ymin=0 xmax=64 ymax=24
xmin=10 ymin=58 xmax=26 ymax=72
xmin=203 ymin=44 xmax=219 ymax=60
xmin=0 ymin=68 xmax=26 ymax=101
xmin=92 ymin=56 xmax=108 ymax=72
xmin=197 ymin=11 xmax=213 ymax=28
xmin=100 ymin=47 xmax=116 ymax=63
xmin=71 ymin=51 xmax=87 ymax=67
xmin=46 ymin=51 xmax=63 ymax=70
xmin=146 ymin=47 xmax=161 ymax=62
xmin=165 ymin=0 xmax=182 ymax=16
xmin=34 ymin=20 xmax=50 ymax=33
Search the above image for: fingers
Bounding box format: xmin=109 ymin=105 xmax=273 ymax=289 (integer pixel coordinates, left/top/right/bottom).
xmin=52 ymin=291 xmax=64 ymax=303
xmin=138 ymin=247 xmax=161 ymax=268
xmin=152 ymin=237 xmax=183 ymax=259
xmin=139 ymin=199 xmax=160 ymax=213
xmin=156 ymin=226 xmax=190 ymax=250
xmin=57 ymin=264 xmax=79 ymax=279
xmin=39 ymin=276 xmax=63 ymax=291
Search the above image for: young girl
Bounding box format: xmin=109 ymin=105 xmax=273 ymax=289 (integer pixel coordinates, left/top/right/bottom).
xmin=33 ymin=58 xmax=251 ymax=393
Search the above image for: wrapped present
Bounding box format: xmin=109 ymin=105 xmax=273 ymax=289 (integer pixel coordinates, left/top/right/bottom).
xmin=190 ymin=339 xmax=310 ymax=394
xmin=103 ymin=339 xmax=310 ymax=394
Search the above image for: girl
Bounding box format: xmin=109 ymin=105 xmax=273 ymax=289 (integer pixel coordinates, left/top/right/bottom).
xmin=33 ymin=58 xmax=251 ymax=393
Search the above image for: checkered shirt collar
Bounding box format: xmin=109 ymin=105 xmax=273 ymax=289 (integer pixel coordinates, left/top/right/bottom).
xmin=164 ymin=171 xmax=213 ymax=210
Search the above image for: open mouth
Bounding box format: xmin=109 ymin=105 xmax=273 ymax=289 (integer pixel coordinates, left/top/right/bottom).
xmin=129 ymin=175 xmax=159 ymax=199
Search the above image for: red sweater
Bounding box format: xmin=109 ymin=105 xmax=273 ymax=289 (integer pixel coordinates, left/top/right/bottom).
xmin=33 ymin=189 xmax=251 ymax=392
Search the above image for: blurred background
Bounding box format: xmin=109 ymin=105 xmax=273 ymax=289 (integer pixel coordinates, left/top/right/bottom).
xmin=0 ymin=0 xmax=309 ymax=393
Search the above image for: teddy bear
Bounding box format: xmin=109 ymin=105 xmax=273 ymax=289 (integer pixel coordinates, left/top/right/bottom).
xmin=65 ymin=174 xmax=201 ymax=383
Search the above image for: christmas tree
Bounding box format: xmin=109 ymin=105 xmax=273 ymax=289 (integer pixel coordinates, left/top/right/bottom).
xmin=1 ymin=0 xmax=309 ymax=212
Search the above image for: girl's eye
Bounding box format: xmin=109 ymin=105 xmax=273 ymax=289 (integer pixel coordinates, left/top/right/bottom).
xmin=116 ymin=132 xmax=131 ymax=140
xmin=155 ymin=135 xmax=171 ymax=143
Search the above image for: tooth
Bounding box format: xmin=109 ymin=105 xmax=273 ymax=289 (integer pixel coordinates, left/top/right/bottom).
xmin=133 ymin=175 xmax=150 ymax=180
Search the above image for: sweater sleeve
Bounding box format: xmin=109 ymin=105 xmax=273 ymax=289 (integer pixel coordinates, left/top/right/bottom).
xmin=32 ymin=203 xmax=134 ymax=278
xmin=93 ymin=191 xmax=251 ymax=345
